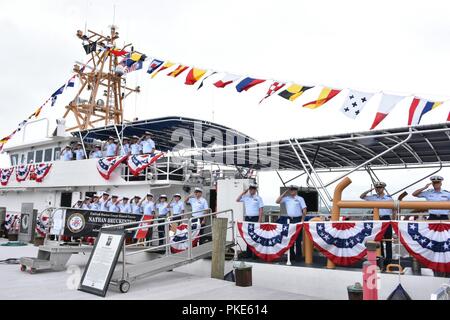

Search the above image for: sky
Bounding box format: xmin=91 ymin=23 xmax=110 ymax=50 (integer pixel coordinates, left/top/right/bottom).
xmin=1 ymin=0 xmax=450 ymax=205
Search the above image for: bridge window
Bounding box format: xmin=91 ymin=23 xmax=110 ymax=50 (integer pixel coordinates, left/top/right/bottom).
xmin=54 ymin=147 xmax=61 ymax=161
xmin=20 ymin=154 xmax=25 ymax=164
xmin=44 ymin=148 xmax=52 ymax=162
xmin=35 ymin=150 xmax=43 ymax=163
xmin=27 ymin=151 xmax=34 ymax=164
xmin=10 ymin=154 xmax=18 ymax=166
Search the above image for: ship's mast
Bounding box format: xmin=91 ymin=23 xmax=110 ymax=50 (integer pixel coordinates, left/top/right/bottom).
xmin=62 ymin=26 xmax=140 ymax=131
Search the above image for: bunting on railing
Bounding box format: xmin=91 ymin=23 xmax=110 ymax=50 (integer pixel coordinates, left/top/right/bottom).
xmin=34 ymin=163 xmax=52 ymax=182
xmin=170 ymin=222 xmax=201 ymax=253
xmin=303 ymin=221 xmax=389 ymax=266
xmin=392 ymin=221 xmax=450 ymax=273
xmin=127 ymin=153 xmax=164 ymax=176
xmin=237 ymin=221 xmax=303 ymax=262
xmin=96 ymin=155 xmax=128 ymax=180
xmin=0 ymin=168 xmax=14 ymax=186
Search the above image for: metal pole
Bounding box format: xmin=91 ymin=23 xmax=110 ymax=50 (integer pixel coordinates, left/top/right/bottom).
xmin=286 ymin=217 xmax=291 ymax=266
xmin=187 ymin=218 xmax=193 ymax=259
xmin=77 ymin=130 xmax=88 ymax=159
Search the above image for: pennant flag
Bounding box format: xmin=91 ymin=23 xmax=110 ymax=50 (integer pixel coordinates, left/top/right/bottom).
xmin=197 ymin=71 xmax=217 ymax=90
xmin=127 ymin=61 xmax=143 ymax=73
xmin=147 ymin=59 xmax=164 ymax=75
xmin=185 ymin=68 xmax=207 ymax=85
xmin=213 ymin=73 xmax=240 ymax=88
xmin=408 ymin=97 xmax=443 ymax=126
xmin=170 ymin=222 xmax=201 ymax=253
xmin=110 ymin=47 xmax=128 ymax=56
xmin=340 ymin=90 xmax=374 ymax=119
xmin=303 ymin=87 xmax=341 ymax=109
xmin=127 ymin=153 xmax=164 ymax=176
xmin=259 ymin=81 xmax=285 ymax=104
xmin=0 ymin=168 xmax=14 ymax=186
xmin=392 ymin=221 xmax=450 ymax=273
xmin=237 ymin=221 xmax=303 ymax=262
xmin=304 ymin=221 xmax=390 ymax=266
xmin=130 ymin=52 xmax=146 ymax=62
xmin=83 ymin=41 xmax=97 ymax=54
xmin=167 ymin=64 xmax=189 ymax=77
xmin=134 ymin=214 xmax=155 ymax=240
xmin=235 ymin=77 xmax=266 ymax=92
xmin=370 ymin=94 xmax=405 ymax=129
xmin=151 ymin=61 xmax=174 ymax=78
xmin=34 ymin=163 xmax=52 ymax=182
xmin=33 ymin=106 xmax=43 ymax=118
xmin=15 ymin=164 xmax=31 ymax=182
xmin=278 ymin=84 xmax=312 ymax=102
xmin=66 ymin=75 xmax=76 ymax=88
xmin=96 ymin=155 xmax=128 ymax=180
xmin=50 ymin=85 xmax=65 ymax=106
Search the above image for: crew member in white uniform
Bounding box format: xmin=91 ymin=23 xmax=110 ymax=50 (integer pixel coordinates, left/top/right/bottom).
xmin=72 ymin=200 xmax=83 ymax=209
xmin=141 ymin=131 xmax=156 ymax=155
xmin=119 ymin=137 xmax=131 ymax=156
xmin=90 ymin=145 xmax=103 ymax=159
xmin=75 ymin=143 xmax=86 ymax=160
xmin=138 ymin=193 xmax=155 ymax=242
xmin=360 ymin=181 xmax=393 ymax=267
xmin=118 ymin=197 xmax=132 ymax=213
xmin=185 ymin=188 xmax=209 ymax=244
xmin=413 ymin=175 xmax=450 ymax=220
xmin=82 ymin=197 xmax=91 ymax=210
xmin=169 ymin=193 xmax=185 ymax=222
xmin=236 ymin=183 xmax=264 ymax=258
xmin=99 ymin=192 xmax=110 ymax=211
xmin=60 ymin=145 xmax=73 ymax=161
xmin=130 ymin=136 xmax=142 ymax=155
xmin=107 ymin=195 xmax=120 ymax=213
xmin=105 ymin=137 xmax=118 ymax=157
xmin=276 ymin=185 xmax=307 ymax=262
xmin=131 ymin=196 xmax=143 ymax=214
xmin=155 ymin=195 xmax=170 ymax=246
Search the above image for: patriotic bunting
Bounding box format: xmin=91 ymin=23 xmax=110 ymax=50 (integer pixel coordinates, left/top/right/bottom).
xmin=96 ymin=155 xmax=128 ymax=180
xmin=340 ymin=90 xmax=374 ymax=119
xmin=36 ymin=210 xmax=50 ymax=237
xmin=185 ymin=68 xmax=207 ymax=85
xmin=392 ymin=221 xmax=450 ymax=273
xmin=34 ymin=163 xmax=52 ymax=182
xmin=16 ymin=164 xmax=31 ymax=182
xmin=214 ymin=73 xmax=240 ymax=88
xmin=259 ymin=81 xmax=285 ymax=104
xmin=167 ymin=64 xmax=189 ymax=77
xmin=4 ymin=213 xmax=20 ymax=232
xmin=127 ymin=153 xmax=164 ymax=176
xmin=278 ymin=84 xmax=312 ymax=102
xmin=235 ymin=77 xmax=266 ymax=92
xmin=370 ymin=94 xmax=405 ymax=129
xmin=237 ymin=221 xmax=303 ymax=262
xmin=0 ymin=168 xmax=14 ymax=186
xmin=147 ymin=59 xmax=164 ymax=75
xmin=304 ymin=221 xmax=389 ymax=266
xmin=303 ymin=87 xmax=341 ymax=109
xmin=408 ymin=97 xmax=443 ymax=126
xmin=170 ymin=222 xmax=201 ymax=253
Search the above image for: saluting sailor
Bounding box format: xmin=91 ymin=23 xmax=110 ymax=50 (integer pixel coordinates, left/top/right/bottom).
xmin=360 ymin=181 xmax=393 ymax=267
xmin=118 ymin=197 xmax=132 ymax=213
xmin=236 ymin=183 xmax=264 ymax=259
xmin=141 ymin=131 xmax=156 ymax=156
xmin=185 ymin=188 xmax=209 ymax=244
xmin=107 ymin=195 xmax=120 ymax=213
xmin=139 ymin=193 xmax=155 ymax=243
xmin=155 ymin=195 xmax=170 ymax=246
xmin=169 ymin=193 xmax=185 ymax=222
xmin=90 ymin=145 xmax=103 ymax=159
xmin=82 ymin=197 xmax=92 ymax=210
xmin=131 ymin=196 xmax=143 ymax=214
xmin=130 ymin=136 xmax=142 ymax=155
xmin=60 ymin=145 xmax=73 ymax=161
xmin=119 ymin=137 xmax=131 ymax=156
xmin=105 ymin=136 xmax=118 ymax=157
xmin=276 ymin=185 xmax=307 ymax=262
xmin=99 ymin=192 xmax=110 ymax=211
xmin=75 ymin=143 xmax=86 ymax=160
xmin=412 ymin=175 xmax=450 ymax=220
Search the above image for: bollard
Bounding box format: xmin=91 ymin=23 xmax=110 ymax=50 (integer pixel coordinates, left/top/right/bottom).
xmin=211 ymin=217 xmax=228 ymax=280
xmin=347 ymin=282 xmax=363 ymax=300
xmin=362 ymin=241 xmax=380 ymax=300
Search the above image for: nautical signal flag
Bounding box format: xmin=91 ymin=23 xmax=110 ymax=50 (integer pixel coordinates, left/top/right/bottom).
xmin=167 ymin=65 xmax=189 ymax=78
xmin=197 ymin=71 xmax=218 ymax=90
xmin=50 ymin=85 xmax=65 ymax=106
xmin=370 ymin=94 xmax=405 ymax=129
xmin=130 ymin=52 xmax=146 ymax=62
xmin=147 ymin=59 xmax=164 ymax=75
xmin=83 ymin=41 xmax=97 ymax=54
xmin=110 ymin=47 xmax=128 ymax=57
xmin=235 ymin=77 xmax=266 ymax=92
xmin=303 ymin=87 xmax=341 ymax=109
xmin=278 ymin=84 xmax=312 ymax=102
xmin=408 ymin=98 xmax=442 ymax=126
xmin=66 ymin=75 xmax=76 ymax=88
xmin=185 ymin=68 xmax=207 ymax=85
xmin=259 ymin=81 xmax=285 ymax=104
xmin=151 ymin=61 xmax=174 ymax=79
xmin=340 ymin=90 xmax=374 ymax=119
xmin=214 ymin=73 xmax=241 ymax=88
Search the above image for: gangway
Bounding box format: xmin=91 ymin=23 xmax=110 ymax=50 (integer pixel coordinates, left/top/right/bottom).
xmin=101 ymin=209 xmax=236 ymax=293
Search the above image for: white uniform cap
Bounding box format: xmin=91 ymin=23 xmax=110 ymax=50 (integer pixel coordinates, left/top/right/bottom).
xmin=144 ymin=131 xmax=152 ymax=135
xmin=194 ymin=187 xmax=203 ymax=192
xmin=159 ymin=194 xmax=168 ymax=198
xmin=132 ymin=135 xmax=139 ymax=139
xmin=173 ymin=193 xmax=181 ymax=197
xmin=430 ymin=175 xmax=444 ymax=182
xmin=146 ymin=193 xmax=154 ymax=197
xmin=374 ymin=181 xmax=386 ymax=188
xmin=249 ymin=183 xmax=258 ymax=189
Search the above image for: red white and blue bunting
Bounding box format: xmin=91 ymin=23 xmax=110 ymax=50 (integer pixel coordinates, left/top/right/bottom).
xmin=35 ymin=210 xmax=50 ymax=237
xmin=0 ymin=168 xmax=14 ymax=186
xmin=4 ymin=212 xmax=20 ymax=232
xmin=237 ymin=221 xmax=303 ymax=262
xmin=96 ymin=155 xmax=128 ymax=180
xmin=170 ymin=222 xmax=201 ymax=253
xmin=15 ymin=164 xmax=31 ymax=182
xmin=392 ymin=221 xmax=450 ymax=273
xmin=304 ymin=221 xmax=389 ymax=266
xmin=34 ymin=163 xmax=52 ymax=182
xmin=127 ymin=153 xmax=164 ymax=176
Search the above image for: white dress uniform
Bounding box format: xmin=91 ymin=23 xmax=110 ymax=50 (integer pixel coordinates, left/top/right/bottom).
xmin=82 ymin=203 xmax=90 ymax=210
xmin=99 ymin=199 xmax=109 ymax=211
xmin=60 ymin=149 xmax=73 ymax=161
xmin=170 ymin=200 xmax=185 ymax=216
xmin=105 ymin=143 xmax=117 ymax=157
xmin=417 ymin=189 xmax=450 ymax=216
xmin=281 ymin=196 xmax=307 ymax=218
xmin=155 ymin=202 xmax=169 ymax=217
xmin=131 ymin=203 xmax=142 ymax=214
xmin=141 ymin=138 xmax=156 ymax=154
xmin=187 ymin=197 xmax=209 ymax=218
xmin=91 ymin=150 xmax=103 ymax=159
xmin=130 ymin=143 xmax=142 ymax=155
xmin=239 ymin=194 xmax=264 ymax=217
xmin=364 ymin=194 xmax=393 ymax=216
xmin=108 ymin=201 xmax=120 ymax=212
xmin=75 ymin=149 xmax=86 ymax=160
xmin=119 ymin=203 xmax=132 ymax=213
xmin=142 ymin=200 xmax=155 ymax=215
xmin=120 ymin=143 xmax=131 ymax=156
xmin=90 ymin=202 xmax=100 ymax=210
